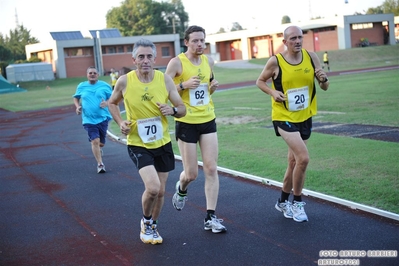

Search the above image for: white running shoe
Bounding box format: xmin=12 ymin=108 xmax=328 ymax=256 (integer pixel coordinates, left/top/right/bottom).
xmin=292 ymin=201 xmax=309 ymax=222
xmin=151 ymin=224 xmax=163 ymax=245
xmin=172 ymin=181 xmax=187 ymax=211
xmin=275 ymin=200 xmax=293 ymax=219
xmin=97 ymin=164 xmax=106 ymax=174
xmin=140 ymin=219 xmax=153 ymax=244
xmin=204 ymin=214 xmax=227 ymax=233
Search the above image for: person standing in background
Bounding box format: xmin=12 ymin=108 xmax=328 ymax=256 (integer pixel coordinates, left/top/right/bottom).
xmin=322 ymin=51 xmax=330 ymax=72
xmin=73 ymin=66 xmax=112 ymax=174
xmin=256 ymin=26 xmax=330 ymax=223
xmin=165 ymin=25 xmax=227 ymax=234
xmin=108 ymin=39 xmax=186 ymax=245
xmin=110 ymin=68 xmax=119 ymax=90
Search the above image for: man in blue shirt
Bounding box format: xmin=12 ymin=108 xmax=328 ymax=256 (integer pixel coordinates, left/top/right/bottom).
xmin=73 ymin=66 xmax=112 ymax=173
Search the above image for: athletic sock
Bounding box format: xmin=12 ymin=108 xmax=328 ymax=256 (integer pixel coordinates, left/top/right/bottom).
xmin=280 ymin=191 xmax=291 ymax=203
xmin=293 ymin=195 xmax=302 ymax=202
xmin=206 ymin=210 xmax=215 ymax=221
xmin=178 ymin=187 xmax=187 ymax=197
xmin=143 ymin=215 xmax=153 ymax=224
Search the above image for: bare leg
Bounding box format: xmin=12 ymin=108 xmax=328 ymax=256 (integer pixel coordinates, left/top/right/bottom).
xmin=91 ymin=138 xmax=103 ymax=164
xmin=199 ymin=132 xmax=219 ymax=210
xmin=177 ymin=140 xmax=199 ymax=191
xmin=139 ymin=166 xmax=168 ymax=220
xmin=278 ymin=129 xmax=309 ymax=197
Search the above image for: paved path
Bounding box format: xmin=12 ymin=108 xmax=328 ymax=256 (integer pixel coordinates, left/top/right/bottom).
xmin=1 ymin=106 xmax=398 ymax=265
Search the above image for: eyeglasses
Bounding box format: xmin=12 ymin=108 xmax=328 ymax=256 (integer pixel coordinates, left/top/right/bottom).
xmin=88 ymin=72 xmax=97 ymax=75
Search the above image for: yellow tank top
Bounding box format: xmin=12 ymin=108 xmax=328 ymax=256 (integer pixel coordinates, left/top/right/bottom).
xmin=272 ymin=49 xmax=317 ymax=122
xmin=173 ymin=53 xmax=215 ymax=124
xmin=123 ymin=70 xmax=171 ymax=148
xmin=323 ymin=53 xmax=328 ymax=62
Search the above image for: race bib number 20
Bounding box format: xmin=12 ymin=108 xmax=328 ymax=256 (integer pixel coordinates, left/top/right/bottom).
xmin=286 ymin=86 xmax=309 ymax=111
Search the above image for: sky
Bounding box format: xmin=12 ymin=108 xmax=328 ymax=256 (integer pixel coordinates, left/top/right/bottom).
xmin=0 ymin=0 xmax=385 ymax=42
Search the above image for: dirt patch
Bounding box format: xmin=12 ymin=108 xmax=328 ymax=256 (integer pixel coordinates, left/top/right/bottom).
xmin=312 ymin=122 xmax=399 ymax=143
xmin=218 ymin=115 xmax=399 ymax=143
xmin=217 ymin=116 xmax=265 ymax=125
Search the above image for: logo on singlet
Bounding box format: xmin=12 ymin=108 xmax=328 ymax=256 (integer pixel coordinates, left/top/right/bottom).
xmin=198 ymin=69 xmax=205 ymax=81
xmin=141 ymin=92 xmax=153 ymax=101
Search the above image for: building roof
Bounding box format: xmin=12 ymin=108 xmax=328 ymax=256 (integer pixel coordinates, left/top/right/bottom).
xmin=50 ymin=29 xmax=122 ymax=40
xmin=88 ymin=29 xmax=122 ymax=38
xmin=50 ymin=31 xmax=84 ymax=40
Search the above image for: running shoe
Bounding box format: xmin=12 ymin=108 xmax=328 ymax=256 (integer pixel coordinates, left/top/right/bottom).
xmin=204 ymin=214 xmax=227 ymax=233
xmin=151 ymin=224 xmax=163 ymax=245
xmin=140 ymin=219 xmax=153 ymax=244
xmin=275 ymin=200 xmax=293 ymax=219
xmin=172 ymin=181 xmax=187 ymax=211
xmin=292 ymin=201 xmax=309 ymax=222
xmin=97 ymin=164 xmax=106 ymax=174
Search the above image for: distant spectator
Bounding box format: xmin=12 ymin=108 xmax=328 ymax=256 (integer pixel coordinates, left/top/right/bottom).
xmin=322 ymin=51 xmax=330 ymax=72
xmin=252 ymin=44 xmax=258 ymax=58
xmin=110 ymin=68 xmax=119 ymax=90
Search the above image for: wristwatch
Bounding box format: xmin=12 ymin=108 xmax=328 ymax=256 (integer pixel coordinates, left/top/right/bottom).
xmin=172 ymin=107 xmax=178 ymax=116
xmin=321 ymin=77 xmax=329 ymax=83
xmin=179 ymin=82 xmax=185 ymax=90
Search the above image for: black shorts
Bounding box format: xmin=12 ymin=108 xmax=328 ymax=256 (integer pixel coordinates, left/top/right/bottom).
xmin=175 ymin=119 xmax=217 ymax=143
xmin=273 ymin=117 xmax=312 ymax=140
xmin=127 ymin=141 xmax=175 ymax=172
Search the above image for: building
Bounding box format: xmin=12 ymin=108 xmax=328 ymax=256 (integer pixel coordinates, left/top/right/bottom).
xmin=25 ymin=14 xmax=397 ymax=79
xmin=25 ymin=29 xmax=180 ymax=79
xmin=205 ymin=13 xmax=396 ymax=62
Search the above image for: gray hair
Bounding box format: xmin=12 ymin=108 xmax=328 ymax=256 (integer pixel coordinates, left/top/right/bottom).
xmin=86 ymin=66 xmax=98 ymax=73
xmin=132 ymin=39 xmax=157 ymax=58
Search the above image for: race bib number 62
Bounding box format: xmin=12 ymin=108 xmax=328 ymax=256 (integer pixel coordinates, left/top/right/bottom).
xmin=189 ymin=83 xmax=210 ymax=106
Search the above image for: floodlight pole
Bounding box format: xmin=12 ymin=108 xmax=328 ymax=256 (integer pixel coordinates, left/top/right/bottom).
xmin=94 ymin=31 xmax=104 ymax=76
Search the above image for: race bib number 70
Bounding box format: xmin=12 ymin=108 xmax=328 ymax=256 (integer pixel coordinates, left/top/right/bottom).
xmin=137 ymin=116 xmax=163 ymax=143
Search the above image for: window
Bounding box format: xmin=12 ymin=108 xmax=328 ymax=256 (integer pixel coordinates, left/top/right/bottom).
xmin=126 ymin=45 xmax=133 ymax=53
xmin=161 ymin=46 xmax=170 ymax=57
xmin=313 ymin=27 xmax=335 ymax=33
xmin=107 ymin=46 xmax=116 ymax=54
xmin=65 ymin=48 xmax=91 ymax=57
xmin=352 ymin=23 xmax=373 ymax=30
xmin=117 ymin=46 xmax=124 ymax=53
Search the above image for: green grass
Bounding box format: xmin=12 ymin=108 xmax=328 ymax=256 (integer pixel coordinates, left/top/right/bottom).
xmin=1 ymin=46 xmax=398 ymax=214
xmin=250 ymin=44 xmax=399 ymax=72
xmin=175 ymin=69 xmax=398 ymax=214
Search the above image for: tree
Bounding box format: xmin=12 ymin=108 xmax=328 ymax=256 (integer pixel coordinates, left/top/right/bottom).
xmin=0 ymin=25 xmax=39 ymax=62
xmin=281 ymin=15 xmax=291 ymax=24
xmin=381 ymin=0 xmax=399 ymax=15
xmin=106 ymin=0 xmax=189 ymax=37
xmin=366 ymin=0 xmax=399 ymax=15
xmin=230 ymin=22 xmax=244 ymax=32
xmin=366 ymin=6 xmax=384 ymax=14
xmin=217 ymin=28 xmax=226 ymax=34
xmin=0 ymin=34 xmax=13 ymax=62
